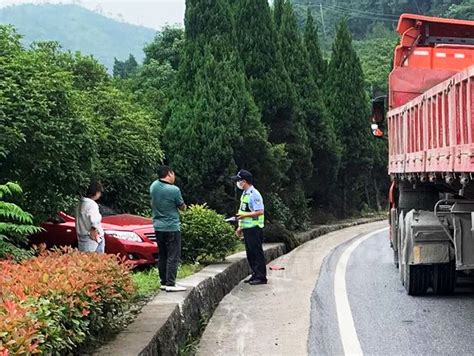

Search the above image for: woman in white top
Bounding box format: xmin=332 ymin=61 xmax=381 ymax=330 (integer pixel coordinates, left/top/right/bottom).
xmin=76 ymin=181 xmax=105 ymax=253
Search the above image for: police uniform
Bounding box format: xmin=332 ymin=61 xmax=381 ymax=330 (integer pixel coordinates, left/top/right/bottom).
xmin=235 ymin=172 xmax=267 ymax=283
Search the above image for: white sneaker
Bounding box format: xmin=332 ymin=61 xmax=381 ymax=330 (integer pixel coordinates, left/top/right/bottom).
xmin=160 ymin=285 xmax=167 ymax=291
xmin=166 ymin=285 xmax=187 ymax=292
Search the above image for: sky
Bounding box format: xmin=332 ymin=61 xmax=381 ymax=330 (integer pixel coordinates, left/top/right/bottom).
xmin=0 ymin=0 xmax=186 ymax=29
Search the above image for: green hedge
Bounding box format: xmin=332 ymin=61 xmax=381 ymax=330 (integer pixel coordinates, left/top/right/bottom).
xmin=181 ymin=204 xmax=237 ymax=263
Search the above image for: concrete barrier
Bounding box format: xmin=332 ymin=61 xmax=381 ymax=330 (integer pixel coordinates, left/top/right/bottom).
xmin=96 ymin=217 xmax=384 ymax=355
xmin=296 ymin=217 xmax=385 ymax=245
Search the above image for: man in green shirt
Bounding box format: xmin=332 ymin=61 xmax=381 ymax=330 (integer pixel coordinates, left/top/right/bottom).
xmin=150 ymin=166 xmax=187 ymax=292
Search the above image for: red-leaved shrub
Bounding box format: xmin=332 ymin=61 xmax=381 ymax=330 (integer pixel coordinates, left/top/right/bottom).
xmin=0 ymin=247 xmax=135 ymax=354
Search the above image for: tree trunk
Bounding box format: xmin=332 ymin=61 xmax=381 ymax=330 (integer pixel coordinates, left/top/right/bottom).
xmin=342 ymin=174 xmax=347 ymax=216
xmin=374 ymin=177 xmax=382 ymax=212
xmin=364 ymin=176 xmax=371 ymax=209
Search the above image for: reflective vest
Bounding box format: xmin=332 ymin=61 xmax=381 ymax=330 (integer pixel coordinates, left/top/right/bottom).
xmin=238 ymin=192 xmax=264 ymax=229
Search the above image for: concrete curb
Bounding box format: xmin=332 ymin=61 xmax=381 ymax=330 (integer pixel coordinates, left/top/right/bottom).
xmin=296 ymin=216 xmax=386 ymax=245
xmin=96 ymin=216 xmax=385 ymax=356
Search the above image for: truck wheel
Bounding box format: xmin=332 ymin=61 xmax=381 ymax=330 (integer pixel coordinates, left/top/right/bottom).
xmin=432 ymin=262 xmax=456 ymax=295
xmin=405 ymin=265 xmax=430 ymax=295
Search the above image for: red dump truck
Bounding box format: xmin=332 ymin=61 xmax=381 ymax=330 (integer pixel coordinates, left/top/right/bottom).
xmin=371 ymin=14 xmax=474 ymax=295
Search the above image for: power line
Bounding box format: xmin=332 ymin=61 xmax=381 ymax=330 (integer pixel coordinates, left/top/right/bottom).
xmin=323 ymin=4 xmax=398 ymax=21
xmin=304 ymin=2 xmax=399 ymax=18
xmin=321 ymin=4 xmax=399 ymax=22
xmin=304 ymin=3 xmax=399 ymax=22
xmin=328 ymin=4 xmax=399 ymax=18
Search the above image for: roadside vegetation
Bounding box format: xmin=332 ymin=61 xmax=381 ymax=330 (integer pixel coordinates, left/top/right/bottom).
xmin=0 ymin=249 xmax=135 ymax=355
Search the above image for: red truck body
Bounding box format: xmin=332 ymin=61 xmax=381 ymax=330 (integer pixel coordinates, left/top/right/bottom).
xmin=387 ymin=14 xmax=474 ymax=175
xmin=388 ymin=66 xmax=474 ymax=174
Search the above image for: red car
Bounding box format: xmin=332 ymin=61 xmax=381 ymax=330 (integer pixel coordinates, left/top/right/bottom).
xmin=30 ymin=211 xmax=158 ymax=267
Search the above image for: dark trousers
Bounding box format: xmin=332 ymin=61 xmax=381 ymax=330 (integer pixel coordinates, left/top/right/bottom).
xmin=243 ymin=227 xmax=266 ymax=281
xmin=156 ymin=231 xmax=181 ymax=286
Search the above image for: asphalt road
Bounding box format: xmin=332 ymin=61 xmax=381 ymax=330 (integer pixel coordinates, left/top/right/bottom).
xmin=309 ymin=229 xmax=474 ymax=355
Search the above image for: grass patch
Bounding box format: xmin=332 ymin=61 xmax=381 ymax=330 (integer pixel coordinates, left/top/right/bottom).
xmin=229 ymin=241 xmax=245 ymax=255
xmin=132 ymin=263 xmax=203 ymax=300
xmin=178 ymin=263 xmax=203 ymax=279
xmin=132 ymin=268 xmax=160 ymax=299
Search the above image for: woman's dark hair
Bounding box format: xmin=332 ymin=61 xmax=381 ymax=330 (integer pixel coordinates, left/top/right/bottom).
xmin=86 ymin=181 xmax=104 ymax=198
xmin=158 ymin=165 xmax=174 ymax=179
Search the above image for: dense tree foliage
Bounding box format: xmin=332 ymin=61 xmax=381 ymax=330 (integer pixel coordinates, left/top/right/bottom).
xmin=164 ymin=0 xmax=282 ymax=215
xmin=291 ymin=0 xmax=472 ymax=43
xmin=326 ymin=20 xmax=373 ymax=215
xmin=445 ymin=0 xmax=474 ymax=19
xmin=302 ymin=9 xmax=342 ymax=207
xmin=0 ymin=31 xmax=95 ymax=218
xmin=354 ymin=29 xmax=398 ymax=96
xmin=0 ymin=26 xmax=163 ymax=219
xmin=128 ymin=27 xmax=184 ymax=125
xmin=304 ymin=9 xmax=326 ymax=88
xmin=143 ymin=26 xmax=184 ymax=70
xmin=113 ymin=54 xmax=138 ymax=79
xmin=277 ymin=1 xmax=341 ymax=220
xmin=234 ymin=0 xmax=306 ymax=227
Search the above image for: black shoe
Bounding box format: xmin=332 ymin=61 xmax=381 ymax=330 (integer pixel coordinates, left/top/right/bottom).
xmin=244 ymin=276 xmax=256 ymax=283
xmin=249 ymin=279 xmax=267 ymax=285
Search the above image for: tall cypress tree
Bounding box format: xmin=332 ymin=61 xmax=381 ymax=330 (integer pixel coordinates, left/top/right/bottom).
xmin=273 ymin=0 xmax=285 ymax=32
xmin=304 ymin=9 xmax=326 ymax=89
xmin=302 ymin=8 xmax=341 ymax=206
xmin=234 ymin=0 xmax=293 ymax=133
xmin=326 ymin=20 xmax=373 ymax=215
xmin=232 ymin=0 xmax=317 ymax=228
xmin=165 ymin=0 xmax=280 ymax=213
xmin=277 ymin=1 xmax=343 ymax=211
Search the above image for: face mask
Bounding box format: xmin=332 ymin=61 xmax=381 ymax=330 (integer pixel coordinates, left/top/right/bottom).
xmin=236 ymin=181 xmax=245 ymax=190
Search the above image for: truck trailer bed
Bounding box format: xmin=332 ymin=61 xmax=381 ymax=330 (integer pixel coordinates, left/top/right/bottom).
xmin=388 ymin=65 xmax=474 ymax=174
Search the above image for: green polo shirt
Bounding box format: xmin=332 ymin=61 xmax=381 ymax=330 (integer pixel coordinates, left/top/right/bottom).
xmin=150 ymin=179 xmax=184 ymax=232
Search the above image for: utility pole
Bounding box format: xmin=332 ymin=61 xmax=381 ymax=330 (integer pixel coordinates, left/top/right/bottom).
xmin=320 ymin=3 xmax=326 ymax=37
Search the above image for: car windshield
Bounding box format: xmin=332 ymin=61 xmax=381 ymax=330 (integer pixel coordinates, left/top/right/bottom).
xmin=99 ymin=204 xmax=118 ymax=217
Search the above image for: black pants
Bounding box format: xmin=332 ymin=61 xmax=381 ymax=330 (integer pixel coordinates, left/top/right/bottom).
xmin=156 ymin=231 xmax=181 ymax=286
xmin=243 ymin=227 xmax=266 ymax=281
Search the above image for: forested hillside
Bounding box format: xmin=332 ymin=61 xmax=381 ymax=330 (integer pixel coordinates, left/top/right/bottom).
xmin=0 ymin=4 xmax=155 ymax=70
xmin=292 ymin=0 xmax=473 ymax=42
xmin=290 ymin=0 xmax=473 ymax=100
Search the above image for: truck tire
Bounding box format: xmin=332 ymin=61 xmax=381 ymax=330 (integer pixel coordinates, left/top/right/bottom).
xmin=405 ymin=265 xmax=430 ymax=295
xmin=400 ymin=210 xmax=430 ymax=295
xmin=432 ymin=262 xmax=456 ymax=295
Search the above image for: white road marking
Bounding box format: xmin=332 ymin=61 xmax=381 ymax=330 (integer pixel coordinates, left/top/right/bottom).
xmin=334 ymin=227 xmax=389 ymax=356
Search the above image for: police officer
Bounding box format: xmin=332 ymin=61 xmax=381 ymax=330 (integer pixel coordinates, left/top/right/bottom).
xmin=231 ymin=169 xmax=267 ymax=285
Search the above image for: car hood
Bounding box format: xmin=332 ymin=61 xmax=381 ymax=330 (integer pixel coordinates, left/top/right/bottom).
xmin=101 ymin=214 xmax=153 ymax=231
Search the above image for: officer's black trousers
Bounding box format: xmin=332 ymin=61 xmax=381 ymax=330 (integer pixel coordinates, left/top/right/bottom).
xmin=243 ymin=226 xmax=267 ymax=281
